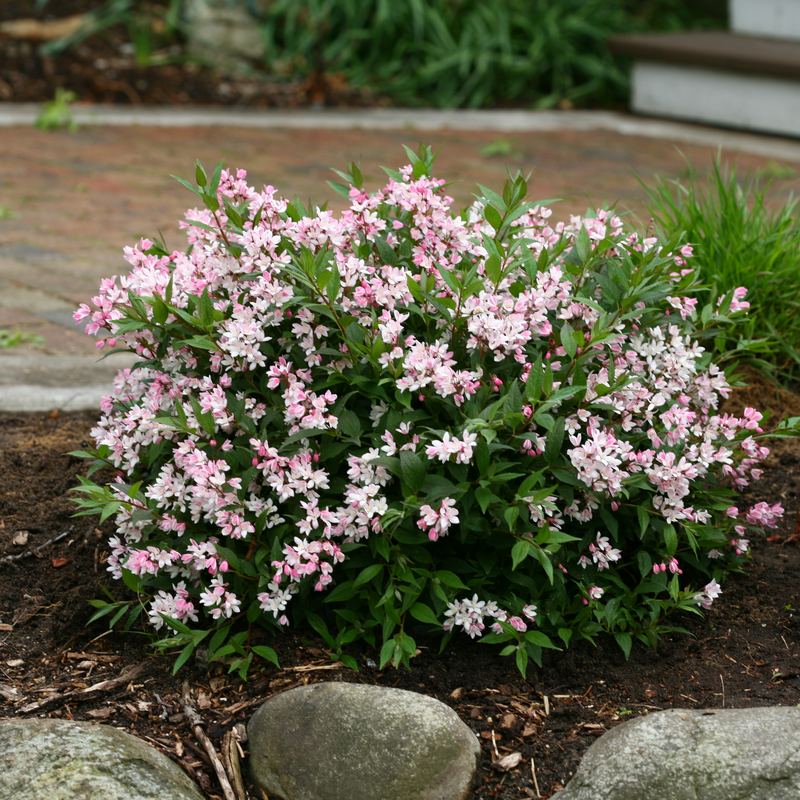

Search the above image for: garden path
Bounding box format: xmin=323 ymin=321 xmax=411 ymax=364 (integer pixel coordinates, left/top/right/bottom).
xmin=1 ymin=107 xmax=799 ymax=410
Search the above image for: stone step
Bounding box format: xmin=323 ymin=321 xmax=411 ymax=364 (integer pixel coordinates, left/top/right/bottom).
xmin=608 ymin=31 xmax=800 ymax=138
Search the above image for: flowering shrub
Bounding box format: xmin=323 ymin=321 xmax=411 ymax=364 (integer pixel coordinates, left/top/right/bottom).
xmin=72 ymin=145 xmax=793 ymax=677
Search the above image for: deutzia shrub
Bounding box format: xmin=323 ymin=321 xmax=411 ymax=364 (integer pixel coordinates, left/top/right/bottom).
xmin=72 ymin=145 xmax=791 ymax=677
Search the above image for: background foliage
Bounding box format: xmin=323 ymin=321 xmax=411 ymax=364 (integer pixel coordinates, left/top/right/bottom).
xmin=259 ymin=0 xmax=724 ymax=108
xmin=37 ymin=0 xmax=725 ymax=108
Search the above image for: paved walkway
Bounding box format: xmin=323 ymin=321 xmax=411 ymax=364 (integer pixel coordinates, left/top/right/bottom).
xmin=1 ymin=106 xmax=798 ymax=412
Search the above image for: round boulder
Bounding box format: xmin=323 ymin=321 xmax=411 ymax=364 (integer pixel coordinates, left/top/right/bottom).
xmin=0 ymin=719 xmax=205 ymax=800
xmin=559 ymin=707 xmax=800 ymax=800
xmin=247 ymin=682 xmax=481 ymax=800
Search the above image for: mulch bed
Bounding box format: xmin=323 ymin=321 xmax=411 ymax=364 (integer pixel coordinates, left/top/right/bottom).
xmin=2 ymin=367 xmax=800 ymax=799
xmin=0 ymin=0 xmax=386 ymax=108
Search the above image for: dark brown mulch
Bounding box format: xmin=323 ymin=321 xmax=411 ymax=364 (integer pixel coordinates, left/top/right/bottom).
xmin=0 ymin=0 xmax=386 ymax=108
xmin=2 ymin=369 xmax=800 ymax=799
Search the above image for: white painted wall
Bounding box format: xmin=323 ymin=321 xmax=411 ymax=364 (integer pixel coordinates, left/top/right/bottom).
xmin=730 ymin=0 xmax=800 ymax=41
xmin=631 ymin=61 xmax=800 ymax=138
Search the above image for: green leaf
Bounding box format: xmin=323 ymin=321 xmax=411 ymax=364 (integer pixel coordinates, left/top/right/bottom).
xmin=327 ymin=181 xmax=350 ymax=200
xmin=484 ymin=254 xmax=502 ymax=284
xmin=337 ymin=654 xmax=360 ymax=671
xmin=525 ymin=353 xmax=543 ymax=400
xmin=475 ymin=438 xmax=490 ymax=477
xmin=353 ymin=563 xmax=383 ymax=589
xmin=504 ymin=505 xmax=519 ymax=531
xmin=338 ymin=410 xmax=362 ymax=440
xmin=477 ymin=184 xmax=507 ymax=214
xmin=327 ymin=261 xmax=341 ymax=302
xmin=379 ymin=638 xmax=397 ymax=669
xmin=484 ymin=205 xmax=504 ymax=231
xmin=209 ymin=161 xmax=224 ymax=195
xmin=400 ymin=451 xmax=426 ymax=495
xmin=375 ymin=236 xmax=399 ymax=267
xmin=637 ymin=506 xmax=650 ymax=539
xmin=438 ymin=263 xmax=461 ymax=295
xmin=560 ymin=321 xmax=577 ymax=359
xmin=304 ymin=610 xmax=335 ymax=647
xmin=151 ymin=296 xmax=169 ymax=325
xmin=173 ymin=641 xmax=196 ymax=675
xmin=524 ymin=630 xmax=555 ymax=649
xmin=435 ymin=570 xmax=469 ymax=590
xmin=664 ymin=524 xmax=678 ymax=555
xmin=614 ymin=632 xmax=632 ymax=659
xmin=504 ymin=382 xmax=523 ymax=415
xmin=189 ymin=396 xmax=216 ymax=436
xmin=515 ymin=647 xmax=529 ymax=679
xmin=533 ymin=546 xmax=554 ymax=583
xmin=544 ymin=416 xmax=565 ymax=464
xmin=251 ymin=645 xmax=280 ymax=668
xmin=323 ymin=581 xmax=357 ymax=603
xmin=475 ymin=486 xmax=495 ymax=514
xmin=409 ymin=603 xmax=440 ymax=626
xmin=511 ymin=538 xmax=533 ymax=570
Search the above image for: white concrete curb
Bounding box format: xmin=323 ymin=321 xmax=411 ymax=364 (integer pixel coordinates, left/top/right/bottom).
xmin=5 ymin=103 xmax=800 ymax=161
xmin=0 ymin=384 xmax=112 ymax=413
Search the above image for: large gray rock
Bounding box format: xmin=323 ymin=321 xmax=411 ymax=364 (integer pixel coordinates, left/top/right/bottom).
xmin=0 ymin=719 xmax=205 ymax=800
xmin=183 ymin=0 xmax=265 ymax=66
xmin=247 ymin=682 xmax=481 ymax=800
xmin=560 ymin=707 xmax=800 ymax=800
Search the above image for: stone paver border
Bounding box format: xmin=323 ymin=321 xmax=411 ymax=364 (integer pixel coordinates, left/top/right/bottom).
xmin=3 ymin=104 xmax=800 ymax=161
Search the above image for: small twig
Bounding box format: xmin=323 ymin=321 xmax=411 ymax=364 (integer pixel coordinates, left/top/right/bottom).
xmin=0 ymin=529 xmax=71 ymax=566
xmin=221 ymin=725 xmax=248 ymax=800
xmin=79 ymin=661 xmax=148 ymax=694
xmin=531 ymin=756 xmax=541 ymax=799
xmin=284 ymin=663 xmax=342 ymax=672
xmin=19 ymin=661 xmax=148 ymax=713
xmin=182 ymin=682 xmax=237 ymax=800
xmin=720 ymin=674 xmax=725 ymax=709
xmin=490 ymin=729 xmax=500 ymax=760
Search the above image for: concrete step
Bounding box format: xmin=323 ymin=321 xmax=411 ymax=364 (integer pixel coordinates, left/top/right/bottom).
xmin=609 ymin=31 xmax=800 ymax=139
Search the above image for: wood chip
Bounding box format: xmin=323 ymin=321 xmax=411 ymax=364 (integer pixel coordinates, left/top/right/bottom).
xmin=0 ymin=684 xmax=20 ymax=701
xmin=64 ymin=652 xmax=121 ymax=663
xmin=0 ymin=624 xmax=12 ymax=632
xmin=492 ymin=751 xmax=524 ymax=771
xmin=86 ymin=707 xmax=114 ymax=719
xmin=12 ymin=531 xmax=29 ymax=547
xmin=0 ymin=14 xmax=86 ymax=41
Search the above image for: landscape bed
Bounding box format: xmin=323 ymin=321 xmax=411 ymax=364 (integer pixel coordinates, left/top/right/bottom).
xmin=1 ymin=373 xmax=799 ymax=800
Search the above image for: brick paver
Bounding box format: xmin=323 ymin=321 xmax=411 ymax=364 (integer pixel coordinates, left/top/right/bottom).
xmin=1 ymin=121 xmax=798 ymax=360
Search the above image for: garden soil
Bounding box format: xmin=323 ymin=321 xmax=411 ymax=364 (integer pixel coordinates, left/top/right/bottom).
xmin=2 ymin=367 xmax=800 ymax=800
xmin=0 ymin=0 xmax=385 ymax=109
